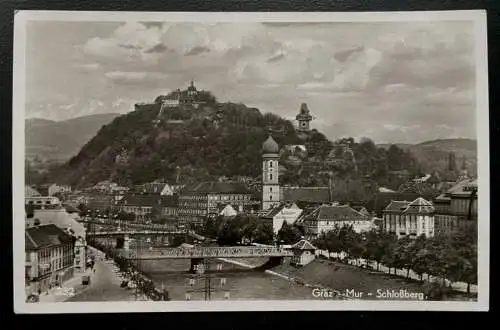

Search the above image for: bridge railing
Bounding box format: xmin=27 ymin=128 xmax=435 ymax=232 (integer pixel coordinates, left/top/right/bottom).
xmin=126 ymin=247 xmax=294 ymax=258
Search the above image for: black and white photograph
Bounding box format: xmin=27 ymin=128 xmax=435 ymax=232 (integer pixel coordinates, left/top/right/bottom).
xmin=13 ymin=10 xmax=489 ymax=313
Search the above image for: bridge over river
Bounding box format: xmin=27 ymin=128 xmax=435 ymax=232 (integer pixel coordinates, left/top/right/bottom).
xmin=119 ymin=246 xmax=294 ymax=260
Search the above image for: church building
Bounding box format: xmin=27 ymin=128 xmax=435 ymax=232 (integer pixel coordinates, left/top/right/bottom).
xmin=262 ymin=133 xmax=281 ymax=210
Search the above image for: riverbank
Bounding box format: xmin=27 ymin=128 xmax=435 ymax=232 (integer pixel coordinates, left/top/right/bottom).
xmin=226 ymin=257 xmax=476 ymax=301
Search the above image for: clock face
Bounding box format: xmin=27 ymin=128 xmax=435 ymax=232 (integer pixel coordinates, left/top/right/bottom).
xmin=301 ymin=122 xmax=306 ymax=127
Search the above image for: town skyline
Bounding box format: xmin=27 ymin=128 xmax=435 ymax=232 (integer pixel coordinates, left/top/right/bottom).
xmin=25 ymin=20 xmax=477 ymax=144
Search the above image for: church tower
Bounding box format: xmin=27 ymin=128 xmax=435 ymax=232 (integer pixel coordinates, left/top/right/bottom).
xmin=295 ymin=103 xmax=313 ymax=131
xmin=262 ymin=133 xmax=280 ymax=210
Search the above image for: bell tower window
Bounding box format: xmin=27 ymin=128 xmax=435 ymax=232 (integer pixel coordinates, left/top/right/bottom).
xmin=270 ymin=174 xmax=272 ymax=180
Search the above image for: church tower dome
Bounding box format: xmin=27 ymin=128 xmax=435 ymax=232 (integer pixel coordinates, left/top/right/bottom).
xmin=262 ymin=134 xmax=279 ymax=154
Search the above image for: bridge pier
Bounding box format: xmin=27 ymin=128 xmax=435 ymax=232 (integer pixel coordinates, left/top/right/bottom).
xmin=190 ymin=258 xmax=205 ymax=273
xmin=116 ymin=237 xmax=125 ymax=249
xmin=124 ymin=234 xmax=130 ymax=251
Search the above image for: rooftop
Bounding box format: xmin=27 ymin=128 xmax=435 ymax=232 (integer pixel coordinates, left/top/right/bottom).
xmin=25 ymin=224 xmax=74 ymax=250
xmin=306 ymin=204 xmax=370 ymax=221
xmin=263 ymin=203 xmax=301 ymax=219
xmin=119 ymin=194 xmax=178 ymax=207
xmin=292 ymin=239 xmax=317 ymax=250
xmin=383 ymin=197 xmax=434 ymax=214
xmin=181 ymin=182 xmax=252 ymax=195
xmin=447 ymin=179 xmax=478 ymax=196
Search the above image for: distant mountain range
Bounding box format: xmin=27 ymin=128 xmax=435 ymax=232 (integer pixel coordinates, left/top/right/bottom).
xmin=377 ymin=138 xmax=477 ymax=175
xmin=26 ymin=113 xmax=120 ymax=162
xmin=26 ymin=109 xmax=478 ymax=185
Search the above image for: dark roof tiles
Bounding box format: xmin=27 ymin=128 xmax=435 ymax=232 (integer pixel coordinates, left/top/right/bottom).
xmin=181 ymin=182 xmax=252 ymax=194
xmin=25 ymin=224 xmax=74 ymax=250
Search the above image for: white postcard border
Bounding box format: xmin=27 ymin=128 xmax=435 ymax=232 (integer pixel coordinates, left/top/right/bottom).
xmin=13 ymin=10 xmax=489 ymax=313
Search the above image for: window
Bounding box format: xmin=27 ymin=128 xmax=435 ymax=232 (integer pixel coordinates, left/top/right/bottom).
xmin=270 ymin=161 xmax=273 ymax=168
xmin=270 ymin=195 xmax=273 ymax=201
xmin=270 ymin=187 xmax=272 ymax=192
xmin=269 ymin=174 xmax=273 ymax=180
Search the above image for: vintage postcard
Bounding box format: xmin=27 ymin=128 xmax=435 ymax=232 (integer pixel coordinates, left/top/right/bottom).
xmin=13 ymin=10 xmax=489 ymax=313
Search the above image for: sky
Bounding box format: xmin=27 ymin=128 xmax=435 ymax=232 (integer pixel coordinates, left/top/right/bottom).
xmin=24 ymin=20 xmax=477 ymax=144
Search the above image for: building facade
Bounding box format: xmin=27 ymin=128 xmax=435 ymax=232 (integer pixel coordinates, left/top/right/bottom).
xmin=262 ymin=202 xmax=303 ymax=234
xmin=301 ymin=204 xmax=374 ymax=237
xmin=262 ymin=134 xmax=281 ymax=210
xmin=25 ymin=196 xmax=62 ymax=210
xmin=178 ymin=182 xmax=255 ymax=226
xmin=382 ymin=197 xmax=435 ymax=239
xmin=118 ymin=194 xmax=178 ymax=222
xmin=433 ymin=179 xmax=478 ymax=234
xmin=28 ymin=207 xmax=87 ymax=273
xmin=290 ymin=239 xmax=317 ymax=267
xmin=25 ymin=224 xmax=75 ymax=296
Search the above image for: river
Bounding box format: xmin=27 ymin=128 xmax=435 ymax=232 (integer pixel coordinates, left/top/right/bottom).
xmin=136 ymin=258 xmax=316 ymax=301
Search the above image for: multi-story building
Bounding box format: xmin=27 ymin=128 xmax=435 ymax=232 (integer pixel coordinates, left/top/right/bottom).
xmin=118 ymin=194 xmax=178 ymax=222
xmin=27 ymin=207 xmax=87 ymax=273
xmin=373 ymin=180 xmax=439 ymax=216
xmin=434 ymin=179 xmax=477 ymax=234
xmin=300 ymin=204 xmax=374 ymax=238
xmin=25 ymin=224 xmax=75 ymax=296
xmin=382 ymin=197 xmax=435 ymax=239
xmin=138 ymin=180 xmax=177 ymax=196
xmin=178 ymin=182 xmax=255 ymax=226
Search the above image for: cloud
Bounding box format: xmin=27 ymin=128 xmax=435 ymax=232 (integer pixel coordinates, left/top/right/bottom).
xmin=26 ymin=20 xmax=477 ymax=143
xmin=73 ymin=63 xmax=101 ymax=71
xmin=105 ymin=71 xmax=168 ymax=85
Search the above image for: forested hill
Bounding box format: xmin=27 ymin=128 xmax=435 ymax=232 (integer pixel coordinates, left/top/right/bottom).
xmin=48 ymin=92 xmax=422 ymax=190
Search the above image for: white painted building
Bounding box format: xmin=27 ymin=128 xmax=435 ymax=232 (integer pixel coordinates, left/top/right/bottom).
xmin=382 ymin=197 xmax=435 ymax=239
xmin=262 ymin=203 xmax=303 ymax=234
xmin=301 ymin=204 xmax=374 ymax=237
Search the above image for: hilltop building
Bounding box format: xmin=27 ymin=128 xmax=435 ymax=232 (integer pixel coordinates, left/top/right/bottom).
xmin=262 ymin=133 xmax=281 ymax=210
xmin=382 ymin=197 xmax=435 ymax=239
xmin=295 ymin=103 xmax=313 ymax=131
xmin=162 ymin=81 xmax=200 ymax=109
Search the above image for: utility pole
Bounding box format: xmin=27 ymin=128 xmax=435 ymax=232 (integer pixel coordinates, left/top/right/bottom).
xmin=185 ymin=259 xmax=229 ymax=301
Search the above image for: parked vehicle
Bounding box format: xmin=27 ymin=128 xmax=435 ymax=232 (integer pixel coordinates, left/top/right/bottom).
xmin=82 ymin=275 xmax=91 ymax=285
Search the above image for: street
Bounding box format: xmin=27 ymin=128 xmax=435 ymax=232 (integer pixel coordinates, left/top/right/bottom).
xmin=66 ymin=258 xmax=137 ymax=302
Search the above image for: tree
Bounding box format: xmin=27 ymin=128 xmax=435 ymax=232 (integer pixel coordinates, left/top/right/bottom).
xmin=277 ymin=222 xmax=303 ymax=245
xmin=253 ymin=222 xmax=274 ymax=245
xmin=393 ymin=236 xmax=413 ymax=277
